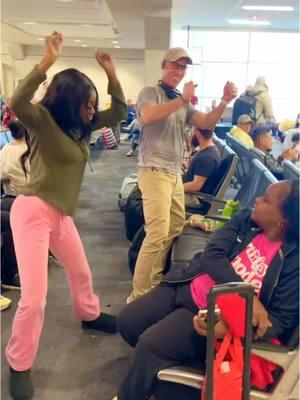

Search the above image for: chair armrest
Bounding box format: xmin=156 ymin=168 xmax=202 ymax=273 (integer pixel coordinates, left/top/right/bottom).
xmin=252 ymin=341 xmax=295 ymax=353
xmin=157 ymin=362 xmax=205 ymax=389
xmin=205 ymin=214 xmax=230 ymax=222
xmin=186 ymin=192 xmax=228 ymax=206
xmin=185 ymin=192 xmax=215 ymax=201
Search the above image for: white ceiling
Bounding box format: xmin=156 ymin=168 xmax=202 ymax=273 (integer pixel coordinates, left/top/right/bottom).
xmin=1 ymin=0 xmax=299 ymax=52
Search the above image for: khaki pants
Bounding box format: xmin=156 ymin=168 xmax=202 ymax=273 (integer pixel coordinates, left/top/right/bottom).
xmin=129 ymin=168 xmax=185 ymax=301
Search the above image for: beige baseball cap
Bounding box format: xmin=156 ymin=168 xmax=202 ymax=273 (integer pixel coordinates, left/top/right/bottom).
xmin=163 ymin=47 xmax=193 ymax=64
xmin=237 ymin=114 xmax=252 ymax=124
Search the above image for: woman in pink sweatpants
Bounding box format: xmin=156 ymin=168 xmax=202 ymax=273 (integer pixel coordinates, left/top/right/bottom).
xmin=6 ymin=196 xmax=101 ymax=370
xmin=6 ymin=31 xmax=127 ymax=400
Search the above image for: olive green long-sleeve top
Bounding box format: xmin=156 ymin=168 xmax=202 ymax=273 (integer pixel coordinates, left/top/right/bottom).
xmin=10 ymin=66 xmax=127 ymax=216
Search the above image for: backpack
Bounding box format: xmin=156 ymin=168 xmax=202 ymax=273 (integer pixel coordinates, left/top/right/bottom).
xmin=118 ymin=173 xmax=138 ymax=212
xmin=128 ymin=225 xmax=146 ymax=274
xmin=124 ymin=185 xmax=144 ymax=241
xmin=232 ymin=92 xmax=257 ymax=125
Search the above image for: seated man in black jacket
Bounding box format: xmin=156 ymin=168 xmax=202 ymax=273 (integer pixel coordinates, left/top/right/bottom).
xmin=183 ymin=128 xmax=220 ymax=204
xmin=114 ymin=179 xmax=299 ymax=400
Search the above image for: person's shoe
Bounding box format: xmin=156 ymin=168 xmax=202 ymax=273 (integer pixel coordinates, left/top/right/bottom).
xmin=0 ymin=295 xmax=12 ymax=311
xmin=126 ymin=149 xmax=134 ymax=156
xmin=82 ymin=312 xmax=117 ymax=334
xmin=9 ymin=368 xmax=33 ymax=400
xmin=2 ymin=274 xmax=21 ymax=290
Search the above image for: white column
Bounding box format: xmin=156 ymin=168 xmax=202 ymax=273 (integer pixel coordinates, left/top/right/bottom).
xmin=144 ymin=50 xmax=166 ymax=86
xmin=143 ymin=15 xmax=171 ymax=86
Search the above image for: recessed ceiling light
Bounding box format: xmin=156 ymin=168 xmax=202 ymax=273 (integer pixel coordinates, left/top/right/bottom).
xmin=81 ymin=44 xmax=88 ymax=47
xmin=114 ymin=45 xmax=120 ymax=48
xmin=242 ymin=5 xmax=294 ymax=11
xmin=37 ymin=38 xmax=44 ymax=41
xmin=228 ymin=18 xmax=271 ymax=26
xmin=23 ymin=21 xmax=36 ymax=25
xmin=74 ymin=39 xmax=82 ymax=42
xmin=112 ymin=40 xmax=119 ymax=44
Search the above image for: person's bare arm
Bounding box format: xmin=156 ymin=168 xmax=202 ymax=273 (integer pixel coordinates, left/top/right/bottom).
xmin=184 ymin=175 xmax=207 ymax=192
xmin=191 ymin=81 xmax=237 ymax=129
xmin=140 ymin=81 xmax=196 ymax=125
xmin=94 ymin=50 xmax=119 ymax=89
xmin=38 ymin=31 xmax=63 ymax=74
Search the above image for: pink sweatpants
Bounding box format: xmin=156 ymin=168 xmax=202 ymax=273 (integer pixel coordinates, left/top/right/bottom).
xmin=6 ymin=195 xmax=100 ymax=371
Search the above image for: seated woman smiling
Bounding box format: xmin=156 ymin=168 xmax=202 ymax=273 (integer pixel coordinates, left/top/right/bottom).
xmin=114 ymin=179 xmax=299 ymax=400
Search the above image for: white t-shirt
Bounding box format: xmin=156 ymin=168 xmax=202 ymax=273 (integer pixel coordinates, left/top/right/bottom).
xmin=0 ymin=141 xmax=29 ymax=196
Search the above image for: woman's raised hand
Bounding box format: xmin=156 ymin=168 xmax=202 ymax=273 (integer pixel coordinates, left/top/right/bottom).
xmin=95 ymin=49 xmax=119 ymax=88
xmin=45 ymin=32 xmax=63 ymax=62
xmin=95 ymin=50 xmax=116 ymax=74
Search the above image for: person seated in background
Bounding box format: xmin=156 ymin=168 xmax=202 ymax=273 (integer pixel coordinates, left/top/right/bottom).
xmin=1 ymin=120 xmax=30 ymax=210
xmin=283 ymin=113 xmax=300 ymax=150
xmin=1 ymin=98 xmax=16 ymax=129
xmin=252 ymin=125 xmax=298 ymax=179
xmin=126 ymin=120 xmax=140 ymax=156
xmin=230 ymin=114 xmax=254 ymax=148
xmin=278 ymin=118 xmax=295 ymax=143
xmin=114 ymin=180 xmax=299 ymax=400
xmin=126 ymin=98 xmax=136 ymax=125
xmin=0 ymin=121 xmax=29 ymax=291
xmin=281 ymin=133 xmax=300 ymax=169
xmin=1 ymin=209 xmax=20 ymax=290
xmin=183 ymin=128 xmax=220 ymax=204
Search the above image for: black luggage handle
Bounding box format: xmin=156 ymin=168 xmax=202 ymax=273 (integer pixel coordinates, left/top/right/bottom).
xmin=205 ymin=282 xmax=254 ymax=400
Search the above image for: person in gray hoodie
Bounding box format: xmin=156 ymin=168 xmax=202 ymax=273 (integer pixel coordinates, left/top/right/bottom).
xmin=247 ymin=76 xmax=275 ymax=125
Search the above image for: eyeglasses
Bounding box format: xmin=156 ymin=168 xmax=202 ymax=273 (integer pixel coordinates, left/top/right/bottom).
xmin=169 ymin=61 xmax=188 ymax=71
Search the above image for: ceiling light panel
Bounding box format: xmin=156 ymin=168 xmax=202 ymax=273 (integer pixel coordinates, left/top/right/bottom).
xmin=228 ymin=19 xmax=271 ymax=26
xmin=242 ymin=6 xmax=294 ymax=12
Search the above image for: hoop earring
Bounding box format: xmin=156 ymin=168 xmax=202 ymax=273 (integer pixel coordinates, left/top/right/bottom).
xmin=277 ymin=221 xmax=283 ymax=230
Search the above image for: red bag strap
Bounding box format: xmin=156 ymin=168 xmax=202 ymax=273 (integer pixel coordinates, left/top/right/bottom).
xmin=228 ymin=336 xmax=244 ymax=370
xmin=214 ymin=331 xmax=232 ymax=370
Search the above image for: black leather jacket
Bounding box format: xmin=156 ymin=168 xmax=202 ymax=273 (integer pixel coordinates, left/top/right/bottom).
xmin=164 ymin=209 xmax=299 ymax=345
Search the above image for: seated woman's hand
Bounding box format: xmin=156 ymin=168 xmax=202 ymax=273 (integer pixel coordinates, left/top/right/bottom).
xmin=252 ymin=296 xmax=272 ymax=339
xmin=193 ymin=314 xmax=228 ymax=339
xmin=282 ymin=147 xmax=298 ymax=162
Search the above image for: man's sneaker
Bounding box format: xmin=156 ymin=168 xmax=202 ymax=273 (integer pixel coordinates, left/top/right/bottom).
xmin=82 ymin=312 xmax=117 ymax=334
xmin=9 ymin=368 xmax=33 ymax=400
xmin=0 ymin=295 xmax=12 ymax=311
xmin=126 ymin=149 xmax=134 ymax=156
xmin=2 ymin=274 xmax=21 ymax=290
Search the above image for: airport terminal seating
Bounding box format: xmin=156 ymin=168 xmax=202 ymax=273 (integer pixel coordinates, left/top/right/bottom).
xmin=185 ymin=144 xmax=238 ymax=216
xmin=283 ymin=160 xmax=300 ymax=181
xmin=248 ymin=146 xmax=266 ymax=165
xmin=171 ymin=159 xmax=278 ymax=265
xmin=225 ymin=131 xmax=253 ymax=187
xmin=212 ymin=134 xmax=227 ymax=159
